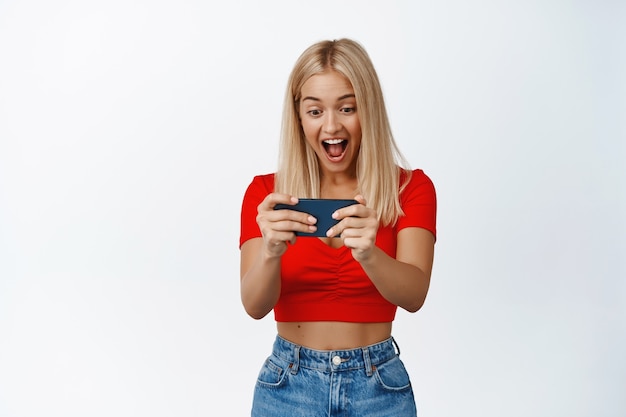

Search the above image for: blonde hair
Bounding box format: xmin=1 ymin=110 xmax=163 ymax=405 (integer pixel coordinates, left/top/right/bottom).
xmin=275 ymin=38 xmax=411 ymax=226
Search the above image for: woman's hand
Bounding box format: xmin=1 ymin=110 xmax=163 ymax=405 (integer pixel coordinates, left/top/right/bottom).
xmin=326 ymin=195 xmax=379 ymax=262
xmin=256 ymin=193 xmax=318 ymax=257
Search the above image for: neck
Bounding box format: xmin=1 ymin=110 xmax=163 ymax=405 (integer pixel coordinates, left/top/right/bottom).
xmin=319 ymin=172 xmax=358 ymax=199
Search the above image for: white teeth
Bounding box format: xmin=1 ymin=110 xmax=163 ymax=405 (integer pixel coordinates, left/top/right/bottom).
xmin=323 ymin=139 xmax=344 ymax=145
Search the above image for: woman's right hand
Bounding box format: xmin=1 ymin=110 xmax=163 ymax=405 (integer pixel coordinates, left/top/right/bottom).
xmin=256 ymin=193 xmax=317 ymax=257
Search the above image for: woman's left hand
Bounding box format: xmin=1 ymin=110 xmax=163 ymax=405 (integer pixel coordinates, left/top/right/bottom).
xmin=326 ymin=195 xmax=379 ymax=262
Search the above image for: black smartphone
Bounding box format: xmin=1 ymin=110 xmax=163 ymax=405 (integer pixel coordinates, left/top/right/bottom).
xmin=274 ymin=198 xmax=358 ymax=237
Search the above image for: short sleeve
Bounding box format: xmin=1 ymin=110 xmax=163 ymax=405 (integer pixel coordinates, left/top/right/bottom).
xmin=397 ymin=169 xmax=437 ymax=239
xmin=239 ymin=173 xmax=275 ymax=248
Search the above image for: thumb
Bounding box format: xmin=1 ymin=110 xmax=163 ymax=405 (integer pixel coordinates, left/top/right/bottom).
xmin=354 ymin=194 xmax=367 ymax=206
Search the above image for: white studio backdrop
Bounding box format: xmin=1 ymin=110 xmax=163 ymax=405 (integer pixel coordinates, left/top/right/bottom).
xmin=0 ymin=1 xmax=624 ymax=416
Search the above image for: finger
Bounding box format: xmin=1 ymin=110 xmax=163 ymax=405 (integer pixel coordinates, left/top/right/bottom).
xmin=265 ymin=231 xmax=296 ymax=246
xmin=268 ymin=208 xmax=317 ymax=228
xmin=326 ymin=217 xmax=352 ymax=238
xmin=275 ymin=220 xmax=318 ymax=234
xmin=354 ymin=194 xmax=367 ymax=205
xmin=328 ymin=215 xmax=378 ymax=239
xmin=342 ymin=237 xmax=374 ymax=255
xmin=259 ymin=193 xmax=298 ymax=211
xmin=260 ymin=217 xmax=317 ymax=238
xmin=258 ymin=207 xmax=318 ymax=238
xmin=331 ymin=202 xmax=363 ymax=221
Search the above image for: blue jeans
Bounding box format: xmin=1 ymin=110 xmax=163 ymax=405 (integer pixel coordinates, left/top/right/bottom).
xmin=251 ymin=335 xmax=417 ymax=417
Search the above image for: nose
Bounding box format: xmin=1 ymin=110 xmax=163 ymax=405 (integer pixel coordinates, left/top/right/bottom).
xmin=322 ymin=112 xmax=341 ymax=134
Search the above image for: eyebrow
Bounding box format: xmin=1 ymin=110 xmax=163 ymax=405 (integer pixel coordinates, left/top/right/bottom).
xmin=301 ymin=93 xmax=356 ymax=102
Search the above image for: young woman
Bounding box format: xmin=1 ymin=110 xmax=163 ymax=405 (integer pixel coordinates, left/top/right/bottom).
xmin=239 ymin=38 xmax=436 ymax=416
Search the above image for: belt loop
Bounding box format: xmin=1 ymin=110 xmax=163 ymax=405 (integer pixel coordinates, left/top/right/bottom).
xmin=391 ymin=337 xmax=401 ymax=356
xmin=290 ymin=345 xmax=301 ymax=375
xmin=362 ymin=347 xmax=373 ymax=377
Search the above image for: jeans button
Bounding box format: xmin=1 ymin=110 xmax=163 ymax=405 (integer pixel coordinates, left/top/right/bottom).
xmin=332 ymin=355 xmax=342 ymax=366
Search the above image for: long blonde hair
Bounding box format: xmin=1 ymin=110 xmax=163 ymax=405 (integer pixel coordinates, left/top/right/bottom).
xmin=275 ymin=38 xmax=411 ymax=226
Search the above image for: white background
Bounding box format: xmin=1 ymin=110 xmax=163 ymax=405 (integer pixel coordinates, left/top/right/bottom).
xmin=1 ymin=1 xmax=624 ymax=416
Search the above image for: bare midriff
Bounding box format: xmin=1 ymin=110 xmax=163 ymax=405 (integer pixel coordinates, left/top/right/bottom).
xmin=277 ymin=321 xmax=393 ymax=350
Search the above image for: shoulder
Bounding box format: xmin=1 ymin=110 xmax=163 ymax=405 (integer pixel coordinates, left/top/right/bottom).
xmin=251 ymin=172 xmax=276 ymax=188
xmin=241 ymin=173 xmax=276 ymax=209
xmin=397 ymin=168 xmax=437 ymax=237
xmin=400 ymin=169 xmax=436 ymax=199
xmin=240 ymin=173 xmax=276 ymax=247
xmin=244 ymin=173 xmax=276 ymax=196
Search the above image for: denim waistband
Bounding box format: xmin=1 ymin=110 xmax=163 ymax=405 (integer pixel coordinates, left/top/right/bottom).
xmin=272 ymin=335 xmax=399 ymax=376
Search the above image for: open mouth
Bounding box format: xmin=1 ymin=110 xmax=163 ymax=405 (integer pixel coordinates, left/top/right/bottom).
xmin=322 ymin=139 xmax=348 ymax=159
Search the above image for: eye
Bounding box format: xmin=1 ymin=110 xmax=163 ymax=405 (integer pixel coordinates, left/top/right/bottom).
xmin=307 ymin=109 xmax=322 ymax=116
xmin=340 ymin=107 xmax=356 ymax=114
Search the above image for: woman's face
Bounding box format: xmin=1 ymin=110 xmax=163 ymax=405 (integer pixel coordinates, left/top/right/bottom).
xmin=298 ymin=70 xmax=362 ymax=177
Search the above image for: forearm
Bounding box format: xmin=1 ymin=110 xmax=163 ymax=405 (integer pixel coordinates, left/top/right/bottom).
xmin=240 ymin=250 xmax=282 ymax=320
xmin=359 ymin=247 xmax=431 ymax=312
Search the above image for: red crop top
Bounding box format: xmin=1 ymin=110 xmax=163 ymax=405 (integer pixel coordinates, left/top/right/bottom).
xmin=239 ymin=169 xmax=437 ymax=323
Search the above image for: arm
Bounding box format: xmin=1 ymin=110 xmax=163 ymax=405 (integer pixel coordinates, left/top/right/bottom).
xmin=327 ymin=196 xmax=435 ymax=312
xmin=240 ymin=194 xmax=318 ymax=319
xmin=355 ymin=227 xmax=434 ymax=312
xmin=240 ymin=237 xmax=282 ymax=319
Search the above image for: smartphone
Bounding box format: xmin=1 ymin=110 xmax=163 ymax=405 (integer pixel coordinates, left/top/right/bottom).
xmin=274 ymin=198 xmax=358 ymax=237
